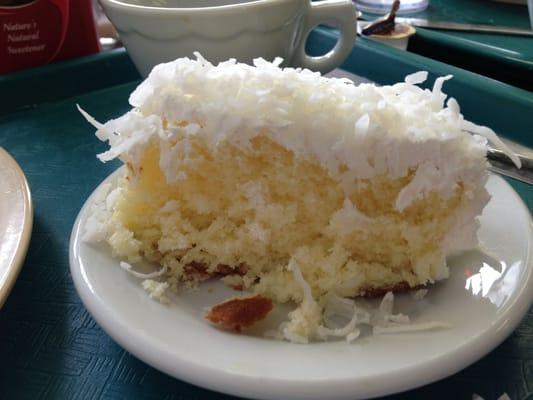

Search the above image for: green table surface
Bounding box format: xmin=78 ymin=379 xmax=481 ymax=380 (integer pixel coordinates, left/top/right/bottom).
xmin=364 ymin=0 xmax=533 ymax=90
xmin=0 ymin=31 xmax=532 ymax=399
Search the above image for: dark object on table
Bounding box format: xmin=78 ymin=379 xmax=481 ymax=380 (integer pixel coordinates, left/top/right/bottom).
xmin=362 ymin=0 xmax=400 ymax=35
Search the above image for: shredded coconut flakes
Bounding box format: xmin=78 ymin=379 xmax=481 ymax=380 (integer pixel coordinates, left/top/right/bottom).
xmin=79 ymin=53 xmax=519 ymax=210
xmin=120 ymin=261 xmax=167 ymax=279
xmin=279 ymin=259 xmax=449 ymax=343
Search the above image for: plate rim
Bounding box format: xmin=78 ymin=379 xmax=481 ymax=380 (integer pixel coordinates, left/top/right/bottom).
xmin=69 ymin=168 xmax=533 ymax=400
xmin=0 ymin=147 xmax=33 ymax=309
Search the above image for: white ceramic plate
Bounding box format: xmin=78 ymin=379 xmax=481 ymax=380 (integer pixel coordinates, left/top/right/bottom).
xmin=70 ymin=169 xmax=533 ymax=400
xmin=0 ymin=147 xmax=33 ymax=309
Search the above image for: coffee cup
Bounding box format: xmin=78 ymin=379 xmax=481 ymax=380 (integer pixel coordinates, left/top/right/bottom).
xmin=99 ymin=0 xmax=358 ymax=77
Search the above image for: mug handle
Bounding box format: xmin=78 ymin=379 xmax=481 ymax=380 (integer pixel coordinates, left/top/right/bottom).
xmin=293 ymin=0 xmax=357 ymax=74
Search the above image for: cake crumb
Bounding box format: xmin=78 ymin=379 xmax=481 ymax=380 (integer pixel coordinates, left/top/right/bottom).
xmin=142 ymin=279 xmax=170 ymax=304
xmin=206 ymin=295 xmax=273 ymax=332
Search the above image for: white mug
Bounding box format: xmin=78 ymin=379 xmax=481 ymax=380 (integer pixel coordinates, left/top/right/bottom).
xmin=99 ymin=0 xmax=358 ymax=77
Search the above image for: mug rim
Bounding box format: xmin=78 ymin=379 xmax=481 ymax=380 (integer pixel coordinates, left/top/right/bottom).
xmin=100 ymin=0 xmax=296 ymax=12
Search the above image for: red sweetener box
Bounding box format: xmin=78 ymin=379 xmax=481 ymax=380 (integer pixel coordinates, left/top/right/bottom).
xmin=1 ymin=0 xmax=100 ymax=74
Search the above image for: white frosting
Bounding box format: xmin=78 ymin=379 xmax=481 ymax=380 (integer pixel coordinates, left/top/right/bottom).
xmin=80 ymin=54 xmax=499 ymax=196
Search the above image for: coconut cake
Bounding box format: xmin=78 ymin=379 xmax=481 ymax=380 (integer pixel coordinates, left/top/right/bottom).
xmin=79 ymin=54 xmax=517 ymax=342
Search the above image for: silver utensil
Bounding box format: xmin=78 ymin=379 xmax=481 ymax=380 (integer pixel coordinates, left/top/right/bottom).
xmin=392 ymin=17 xmax=533 ymax=37
xmin=488 ymin=148 xmax=533 ymax=185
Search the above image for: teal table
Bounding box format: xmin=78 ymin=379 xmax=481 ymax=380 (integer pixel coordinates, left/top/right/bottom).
xmin=405 ymin=0 xmax=533 ymax=90
xmin=1 ymin=31 xmax=532 ymax=399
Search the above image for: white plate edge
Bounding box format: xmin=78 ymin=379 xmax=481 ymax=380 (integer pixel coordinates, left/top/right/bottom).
xmin=68 ymin=170 xmax=533 ymax=400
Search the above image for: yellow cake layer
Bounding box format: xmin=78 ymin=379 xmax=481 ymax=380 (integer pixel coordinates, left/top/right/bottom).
xmin=108 ymin=134 xmax=468 ymax=303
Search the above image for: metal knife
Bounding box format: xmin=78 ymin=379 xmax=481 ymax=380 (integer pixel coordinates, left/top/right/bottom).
xmin=487 ymin=148 xmax=533 ymax=185
xmin=392 ymin=17 xmax=533 ymax=37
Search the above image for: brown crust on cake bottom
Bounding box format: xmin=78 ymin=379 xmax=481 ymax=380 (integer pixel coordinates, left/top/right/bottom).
xmin=182 ymin=262 xmax=424 ymax=298
xmin=359 ymin=282 xmax=424 ymax=298
xmin=182 ymin=261 xmax=248 ymax=282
